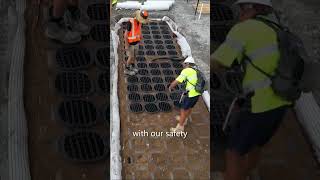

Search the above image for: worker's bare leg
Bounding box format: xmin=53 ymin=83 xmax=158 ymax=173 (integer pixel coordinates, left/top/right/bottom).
xmin=244 ymin=148 xmax=261 ymax=176
xmin=53 ymin=0 xmax=67 ymax=18
xmin=179 ymin=108 xmax=192 ymax=126
xmin=224 ymin=150 xmax=246 ymax=180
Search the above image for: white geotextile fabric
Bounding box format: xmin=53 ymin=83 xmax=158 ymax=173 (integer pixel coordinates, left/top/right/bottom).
xmin=295 ymin=93 xmax=320 ymax=163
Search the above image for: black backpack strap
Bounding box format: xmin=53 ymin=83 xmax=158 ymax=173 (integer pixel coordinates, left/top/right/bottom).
xmin=243 ymin=56 xmax=273 ymax=79
xmin=254 ymin=16 xmax=283 ymax=32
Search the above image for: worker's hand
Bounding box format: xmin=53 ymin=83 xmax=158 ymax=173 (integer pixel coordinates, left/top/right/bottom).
xmin=168 ymin=86 xmax=172 ymax=92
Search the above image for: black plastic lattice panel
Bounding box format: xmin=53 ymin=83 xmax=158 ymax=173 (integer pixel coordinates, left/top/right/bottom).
xmin=158 ymin=102 xmax=172 ymax=112
xmin=141 ymin=84 xmax=152 ymax=92
xmin=140 ymin=76 xmax=151 ymax=83
xmin=211 ymin=25 xmax=232 ymax=43
xmin=56 ymin=47 xmax=92 ymax=70
xmin=127 ymin=84 xmax=139 ymax=92
xmin=136 ymin=56 xmax=146 ymax=62
xmin=90 ymin=24 xmax=109 ymax=42
xmin=55 ymin=72 xmax=93 ymax=97
xmin=87 ymin=3 xmax=108 ymax=20
xmin=165 ymin=76 xmax=175 ymax=83
xmin=152 ymin=77 xmax=163 ymax=83
xmin=156 ymin=93 xmax=168 ymax=101
xmin=163 ymin=69 xmax=174 ymax=75
xmin=154 ymin=84 xmax=166 ymax=92
xmin=97 ymin=72 xmax=110 ymax=94
xmin=128 ymin=93 xmax=141 ymax=102
xmin=58 ymin=100 xmax=97 ymax=128
xmin=211 ymin=4 xmax=234 ymax=21
xmin=149 ymin=63 xmax=159 ymax=68
xmin=138 ymin=69 xmax=149 ymax=76
xmin=150 ymin=69 xmax=161 ymax=76
xmin=143 ymin=94 xmax=156 ymax=103
xmin=160 ymin=62 xmax=171 ymax=68
xmin=96 ymin=47 xmax=109 ymax=69
xmin=130 ymin=103 xmax=143 ymax=113
xmin=127 ymin=76 xmax=139 ymax=83
xmin=145 ymin=103 xmax=159 ymax=113
xmin=137 ymin=62 xmax=147 ymax=69
xmin=60 ymin=131 xmax=108 ymax=162
xmin=172 ymin=62 xmax=183 ymax=68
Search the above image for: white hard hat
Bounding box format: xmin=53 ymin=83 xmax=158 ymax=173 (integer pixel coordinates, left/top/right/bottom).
xmin=184 ymin=57 xmax=195 ymax=64
xmin=235 ymin=0 xmax=273 ymax=7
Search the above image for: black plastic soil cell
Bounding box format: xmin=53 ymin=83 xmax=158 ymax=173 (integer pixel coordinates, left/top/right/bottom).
xmin=128 ymin=93 xmax=141 ymax=102
xmin=163 ymin=35 xmax=172 ymax=39
xmin=211 ymin=3 xmax=234 ymax=21
xmin=151 ymin=31 xmax=160 ymax=34
xmin=161 ymin=30 xmax=170 ymax=34
xmin=153 ymin=35 xmax=162 ymax=39
xmin=157 ymin=51 xmax=167 ymax=56
xmin=156 ymin=45 xmax=165 ymax=50
xmin=55 ymin=72 xmax=93 ymax=97
xmin=141 ymin=84 xmax=152 ymax=92
xmin=150 ymin=26 xmax=159 ymax=30
xmin=137 ymin=50 xmax=144 ymax=56
xmin=56 ymin=47 xmax=92 ymax=70
xmin=130 ymin=103 xmax=143 ymax=113
xmin=145 ymin=103 xmax=159 ymax=113
xmin=156 ymin=93 xmax=168 ymax=101
xmin=149 ymin=22 xmax=158 ymax=26
xmin=149 ymin=63 xmax=159 ymax=68
xmin=165 ymin=76 xmax=175 ymax=83
xmin=137 ymin=62 xmax=147 ymax=69
xmin=158 ymin=102 xmax=172 ymax=112
xmin=87 ymin=3 xmax=108 ymax=20
xmin=163 ymin=69 xmax=174 ymax=75
xmin=90 ymin=24 xmax=109 ymax=42
xmin=144 ymin=40 xmax=153 ymax=44
xmin=166 ymin=45 xmax=175 ymax=49
xmin=172 ymin=62 xmax=183 ymax=68
xmin=97 ymin=72 xmax=109 ymax=94
xmin=60 ymin=131 xmax=108 ymax=162
xmin=164 ymin=40 xmax=173 ymax=44
xmin=140 ymin=76 xmax=151 ymax=83
xmin=143 ymin=35 xmax=152 ymax=39
xmin=136 ymin=56 xmax=146 ymax=62
xmin=150 ymin=69 xmax=161 ymax=76
xmin=152 ymin=76 xmax=163 ymax=83
xmin=145 ymin=45 xmax=154 ymax=50
xmin=168 ymin=51 xmax=177 ymax=56
xmin=160 ymin=62 xmax=171 ymax=68
xmin=127 ymin=84 xmax=139 ymax=92
xmin=143 ymin=94 xmax=156 ymax=103
xmin=96 ymin=47 xmax=109 ymax=69
xmin=142 ymin=30 xmax=150 ymax=34
xmin=146 ymin=50 xmax=156 ymax=56
xmin=154 ymin=40 xmax=163 ymax=44
xmin=58 ymin=100 xmax=97 ymax=128
xmin=127 ymin=75 xmax=139 ymax=83
xmin=154 ymin=84 xmax=166 ymax=92
xmin=138 ymin=69 xmax=149 ymax=76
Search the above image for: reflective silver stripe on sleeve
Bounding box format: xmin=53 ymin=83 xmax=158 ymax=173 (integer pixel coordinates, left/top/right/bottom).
xmin=243 ymin=78 xmax=272 ymax=93
xmin=247 ymin=44 xmax=278 ymax=61
xmin=225 ymin=37 xmax=244 ymax=53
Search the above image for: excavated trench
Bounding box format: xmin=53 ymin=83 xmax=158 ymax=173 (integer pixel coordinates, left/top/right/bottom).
xmin=117 ymin=19 xmax=210 ymax=179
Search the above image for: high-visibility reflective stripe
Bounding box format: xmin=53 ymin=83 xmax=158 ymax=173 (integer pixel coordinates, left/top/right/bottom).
xmin=243 ymin=78 xmax=272 ymax=93
xmin=130 ymin=19 xmax=135 ymax=40
xmin=225 ymin=37 xmax=244 ymax=53
xmin=247 ymin=44 xmax=278 ymax=61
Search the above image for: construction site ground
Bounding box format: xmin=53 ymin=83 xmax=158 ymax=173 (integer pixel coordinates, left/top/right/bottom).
xmin=112 ymin=0 xmax=211 ymax=179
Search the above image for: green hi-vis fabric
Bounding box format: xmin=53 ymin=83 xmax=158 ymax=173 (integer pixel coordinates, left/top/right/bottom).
xmin=213 ymin=15 xmax=292 ymax=113
xmin=112 ymin=0 xmax=118 ymax=5
xmin=176 ymin=68 xmax=201 ymax=98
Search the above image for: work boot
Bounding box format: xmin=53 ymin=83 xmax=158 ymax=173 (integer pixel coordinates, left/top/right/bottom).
xmin=64 ymin=7 xmax=91 ymax=35
xmin=124 ymin=69 xmax=136 ymax=76
xmin=175 ymin=115 xmax=188 ymax=126
xmin=45 ymin=19 xmax=81 ymax=44
xmin=130 ymin=64 xmax=139 ymax=73
xmin=170 ymin=124 xmax=184 ymax=132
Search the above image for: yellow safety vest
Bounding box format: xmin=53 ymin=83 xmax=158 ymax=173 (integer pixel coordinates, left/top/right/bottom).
xmin=176 ymin=68 xmax=201 ymax=97
xmin=213 ymin=15 xmax=292 ymax=113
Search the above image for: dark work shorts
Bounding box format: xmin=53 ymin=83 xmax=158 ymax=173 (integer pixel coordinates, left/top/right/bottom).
xmin=181 ymin=95 xmax=199 ymax=110
xmin=227 ymin=106 xmax=289 ymax=156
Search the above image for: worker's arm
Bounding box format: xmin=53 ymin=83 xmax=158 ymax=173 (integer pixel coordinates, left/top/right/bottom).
xmin=124 ymin=30 xmax=129 ymax=50
xmin=168 ymin=80 xmax=179 ymax=92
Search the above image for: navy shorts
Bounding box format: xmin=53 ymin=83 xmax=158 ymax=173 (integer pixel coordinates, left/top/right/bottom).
xmin=181 ymin=95 xmax=199 ymax=110
xmin=227 ymin=106 xmax=288 ymax=156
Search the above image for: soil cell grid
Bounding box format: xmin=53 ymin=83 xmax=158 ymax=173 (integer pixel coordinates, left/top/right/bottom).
xmin=95 ymin=47 xmax=109 ymax=70
xmin=90 ymin=24 xmax=109 ymax=42
xmin=211 ymin=3 xmax=234 ymax=21
xmin=87 ymin=3 xmax=109 ymax=21
xmin=56 ymin=47 xmax=92 ymax=70
xmin=97 ymin=71 xmax=110 ymax=95
xmin=59 ymin=131 xmax=108 ymax=162
xmin=58 ymin=100 xmax=97 ymax=128
xmin=55 ymin=72 xmax=93 ymax=97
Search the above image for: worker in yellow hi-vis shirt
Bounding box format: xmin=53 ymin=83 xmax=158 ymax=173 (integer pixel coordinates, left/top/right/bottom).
xmin=211 ymin=0 xmax=292 ymax=180
xmin=169 ymin=57 xmax=201 ymax=132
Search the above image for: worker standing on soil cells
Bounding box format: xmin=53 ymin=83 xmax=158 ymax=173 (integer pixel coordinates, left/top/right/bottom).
xmin=124 ymin=10 xmax=149 ymax=76
xmin=168 ymin=57 xmax=201 ymax=132
xmin=45 ymin=0 xmax=91 ymax=44
xmin=211 ymin=0 xmax=292 ymax=180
